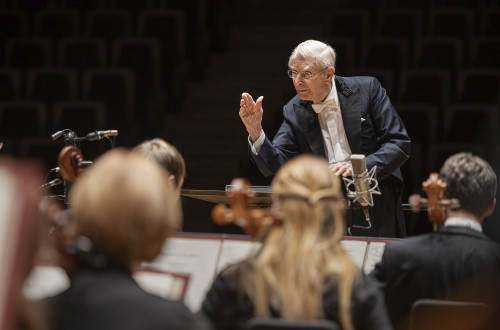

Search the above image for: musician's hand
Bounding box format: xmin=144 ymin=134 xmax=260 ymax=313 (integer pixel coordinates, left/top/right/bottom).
xmin=329 ymin=161 xmax=353 ymax=177
xmin=239 ymin=92 xmax=264 ymax=143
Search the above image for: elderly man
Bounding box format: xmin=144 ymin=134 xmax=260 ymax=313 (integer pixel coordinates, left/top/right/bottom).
xmin=239 ymin=39 xmax=410 ymax=237
xmin=370 ymin=152 xmax=500 ymax=329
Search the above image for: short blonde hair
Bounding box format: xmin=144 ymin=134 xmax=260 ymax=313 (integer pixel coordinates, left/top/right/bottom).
xmin=69 ymin=149 xmax=181 ymax=267
xmin=133 ymin=138 xmax=186 ymax=187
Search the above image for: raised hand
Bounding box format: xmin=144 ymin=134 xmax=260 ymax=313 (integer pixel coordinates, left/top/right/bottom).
xmin=239 ymin=92 xmax=264 ymax=143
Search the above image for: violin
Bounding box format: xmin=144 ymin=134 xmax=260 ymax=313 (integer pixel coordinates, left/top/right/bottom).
xmin=408 ymin=172 xmax=460 ymax=231
xmin=211 ymin=178 xmax=282 ymax=238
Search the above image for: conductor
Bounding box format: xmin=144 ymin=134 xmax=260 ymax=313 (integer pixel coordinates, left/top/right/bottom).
xmin=239 ymin=39 xmax=410 ymax=237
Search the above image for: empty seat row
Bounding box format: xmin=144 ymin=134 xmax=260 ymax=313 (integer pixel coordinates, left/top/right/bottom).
xmin=325 ymin=6 xmax=500 ymax=41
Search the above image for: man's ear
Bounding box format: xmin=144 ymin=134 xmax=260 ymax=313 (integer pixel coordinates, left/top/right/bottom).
xmin=484 ymin=197 xmax=496 ymax=218
xmin=327 ymin=67 xmax=335 ymax=80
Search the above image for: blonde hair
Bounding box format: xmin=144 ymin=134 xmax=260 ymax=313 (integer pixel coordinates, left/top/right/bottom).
xmin=69 ymin=149 xmax=181 ymax=268
xmin=243 ymin=155 xmax=357 ymax=330
xmin=133 ymin=138 xmax=186 ymax=187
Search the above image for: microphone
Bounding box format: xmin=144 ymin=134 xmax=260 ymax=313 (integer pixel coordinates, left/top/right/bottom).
xmin=85 ymin=130 xmax=118 ymax=141
xmin=343 ymin=154 xmax=381 ymax=233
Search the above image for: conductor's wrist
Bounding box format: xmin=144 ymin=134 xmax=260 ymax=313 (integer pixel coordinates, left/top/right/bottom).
xmin=249 ymin=128 xmax=263 ymax=143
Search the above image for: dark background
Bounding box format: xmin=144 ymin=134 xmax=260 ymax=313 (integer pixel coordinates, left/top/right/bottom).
xmin=1 ymin=0 xmax=499 ymax=241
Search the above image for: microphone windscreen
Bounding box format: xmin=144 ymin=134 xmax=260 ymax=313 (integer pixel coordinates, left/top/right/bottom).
xmin=350 ymin=154 xmax=367 ymax=175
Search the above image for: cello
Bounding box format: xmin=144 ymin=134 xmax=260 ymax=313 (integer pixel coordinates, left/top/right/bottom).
xmin=408 ymin=172 xmax=460 ymax=231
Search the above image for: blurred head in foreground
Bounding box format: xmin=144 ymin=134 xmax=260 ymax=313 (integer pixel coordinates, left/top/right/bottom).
xmin=69 ymin=148 xmax=181 ymax=270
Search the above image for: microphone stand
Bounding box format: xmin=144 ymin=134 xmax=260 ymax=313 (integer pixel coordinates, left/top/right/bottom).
xmin=343 ymin=165 xmax=381 ymax=236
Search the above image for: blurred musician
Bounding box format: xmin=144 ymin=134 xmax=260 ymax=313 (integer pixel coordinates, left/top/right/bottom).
xmin=201 ymin=155 xmax=392 ymax=330
xmin=133 ymin=138 xmax=186 ymax=199
xmin=1 ymin=157 xmax=49 ymax=330
xmin=42 ymin=149 xmax=210 ymax=330
xmin=369 ymin=152 xmax=500 ymax=329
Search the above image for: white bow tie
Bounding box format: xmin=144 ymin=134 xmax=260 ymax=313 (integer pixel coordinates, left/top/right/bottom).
xmin=311 ymin=99 xmax=338 ymax=114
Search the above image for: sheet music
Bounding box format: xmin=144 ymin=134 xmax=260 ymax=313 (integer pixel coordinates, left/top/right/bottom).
xmin=142 ymin=237 xmax=222 ymax=312
xmin=362 ymin=241 xmax=387 ymax=275
xmin=216 ymin=239 xmax=261 ymax=273
xmin=341 ymin=240 xmax=368 ymax=269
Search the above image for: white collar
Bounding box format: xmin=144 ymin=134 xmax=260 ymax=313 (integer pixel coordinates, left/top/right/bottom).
xmin=311 ymin=78 xmax=339 ymax=113
xmin=444 ymin=217 xmax=482 ymax=232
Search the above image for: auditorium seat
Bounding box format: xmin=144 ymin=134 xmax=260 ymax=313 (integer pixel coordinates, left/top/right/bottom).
xmin=108 ymin=0 xmax=157 ymax=11
xmin=247 ymin=318 xmax=340 ymax=330
xmin=82 ymin=68 xmax=135 ymax=141
xmin=344 ymin=68 xmax=395 ymax=98
xmin=0 ymin=68 xmax=21 ymax=101
xmin=0 ymin=11 xmax=28 ymax=57
xmin=0 ymin=101 xmax=48 ymax=143
xmin=110 ymin=37 xmax=164 ymax=124
xmin=455 ymin=68 xmax=500 ymax=104
xmin=329 ymin=38 xmax=357 ymax=71
xmin=136 ymin=10 xmax=189 ymax=96
xmin=33 ymin=10 xmax=81 ymax=44
xmin=53 ymin=0 xmax=104 ymax=10
xmin=373 ymin=8 xmax=423 ymax=42
xmin=84 ymin=10 xmax=132 ymax=45
xmin=427 ymin=8 xmax=475 ymax=41
xmin=57 ymin=37 xmax=107 ymax=73
xmin=442 ymin=104 xmax=498 ymax=146
xmin=469 ymin=37 xmax=500 ymax=68
xmin=413 ymin=37 xmax=464 ymax=74
xmin=158 ymin=0 xmax=211 ymax=80
xmin=409 ymin=299 xmax=490 ymax=330
xmin=397 ymin=69 xmax=451 ymax=109
xmin=394 ymin=103 xmax=439 ymax=150
xmin=326 ymin=9 xmax=371 ymax=44
xmin=359 ymin=37 xmax=409 ymax=74
xmin=427 ymin=143 xmax=485 ymax=173
xmin=478 ymin=8 xmax=500 ymax=37
xmin=18 ymin=137 xmax=66 ymax=173
xmin=25 ymin=68 xmax=78 ymax=126
xmin=52 ymin=101 xmax=107 ymax=134
xmin=4 ymin=38 xmax=53 ymax=75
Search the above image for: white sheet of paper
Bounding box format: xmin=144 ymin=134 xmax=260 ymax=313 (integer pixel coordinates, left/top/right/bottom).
xmin=341 ymin=240 xmax=368 ymax=269
xmin=216 ymin=239 xmax=260 ymax=273
xmin=142 ymin=237 xmax=222 ymax=312
xmin=362 ymin=241 xmax=387 ymax=275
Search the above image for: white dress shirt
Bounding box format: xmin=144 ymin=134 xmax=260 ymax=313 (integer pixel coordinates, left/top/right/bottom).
xmin=444 ymin=217 xmax=482 ymax=232
xmin=249 ymin=78 xmax=352 ymax=163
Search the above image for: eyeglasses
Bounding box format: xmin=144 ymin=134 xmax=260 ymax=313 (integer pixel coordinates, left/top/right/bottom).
xmin=287 ymin=67 xmax=328 ymax=80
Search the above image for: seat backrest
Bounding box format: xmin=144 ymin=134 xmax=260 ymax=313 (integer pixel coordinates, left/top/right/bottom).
xmin=410 ymin=299 xmax=490 ymax=330
xmin=247 ymin=318 xmax=340 ymax=330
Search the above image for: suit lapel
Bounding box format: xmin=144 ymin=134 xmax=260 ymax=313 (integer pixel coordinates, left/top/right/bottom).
xmin=293 ymin=101 xmax=325 ymax=157
xmin=335 ymin=76 xmax=362 ymax=154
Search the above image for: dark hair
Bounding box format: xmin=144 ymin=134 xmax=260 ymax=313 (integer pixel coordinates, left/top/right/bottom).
xmin=439 ymin=152 xmax=497 ymax=218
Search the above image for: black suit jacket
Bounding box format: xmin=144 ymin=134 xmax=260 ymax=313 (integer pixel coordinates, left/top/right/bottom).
xmin=44 ymin=266 xmax=211 ymax=330
xmin=251 ymin=76 xmax=411 ymax=237
xmin=369 ymin=226 xmax=500 ymax=329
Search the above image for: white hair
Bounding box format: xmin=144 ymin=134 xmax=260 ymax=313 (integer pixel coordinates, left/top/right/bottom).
xmin=288 ymin=40 xmax=336 ymax=68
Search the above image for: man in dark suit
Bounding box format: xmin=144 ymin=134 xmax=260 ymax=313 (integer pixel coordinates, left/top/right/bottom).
xmin=370 ymin=152 xmax=500 ymax=330
xmin=239 ymin=39 xmax=410 ymax=238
